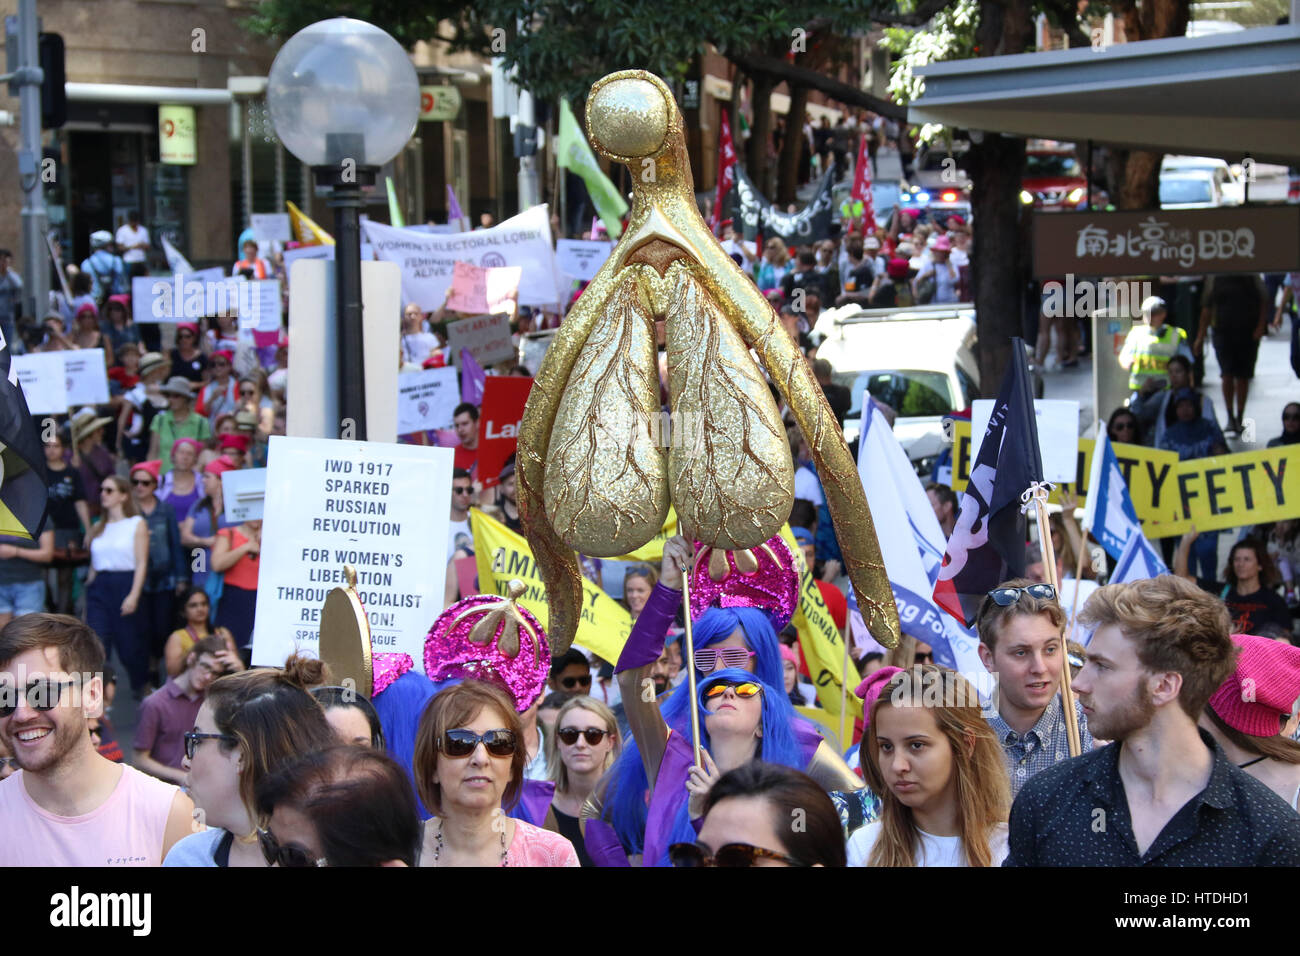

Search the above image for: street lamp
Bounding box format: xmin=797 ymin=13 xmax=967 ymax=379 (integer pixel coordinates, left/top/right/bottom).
xmin=266 ymin=17 xmax=419 ymax=441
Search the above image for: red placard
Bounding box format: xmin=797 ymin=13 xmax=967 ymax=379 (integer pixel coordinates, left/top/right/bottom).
xmin=476 ymin=375 xmax=534 ymax=489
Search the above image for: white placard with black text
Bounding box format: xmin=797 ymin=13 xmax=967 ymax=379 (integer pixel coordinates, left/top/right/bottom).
xmin=397 ymin=365 xmax=459 ymax=435
xmin=251 ymin=436 xmax=453 ymax=671
xmin=11 ymin=352 xmax=69 ymax=415
xmin=62 ymin=349 xmax=110 ymax=407
xmin=221 ymin=467 xmax=267 ymax=524
xmin=970 ymin=399 xmax=1080 ymax=484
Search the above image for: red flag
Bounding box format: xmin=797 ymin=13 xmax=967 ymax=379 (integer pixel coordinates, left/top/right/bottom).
xmin=709 ymin=111 xmax=738 ymax=235
xmin=849 ymin=133 xmax=875 ymax=235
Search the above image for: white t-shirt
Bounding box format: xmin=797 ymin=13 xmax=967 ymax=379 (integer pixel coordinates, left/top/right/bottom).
xmin=448 ymin=518 xmax=471 ymax=557
xmin=115 ymin=224 xmax=150 ymax=264
xmin=91 ymin=516 xmax=144 ymax=572
xmin=847 ymin=821 xmax=1009 ymax=867
xmin=793 ymin=465 xmax=825 ymax=506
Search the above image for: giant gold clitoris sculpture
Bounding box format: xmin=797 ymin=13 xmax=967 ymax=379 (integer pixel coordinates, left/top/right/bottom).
xmin=518 ymin=70 xmax=900 ymax=654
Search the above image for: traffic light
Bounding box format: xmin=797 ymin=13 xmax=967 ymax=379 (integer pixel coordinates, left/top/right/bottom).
xmin=38 ymin=32 xmax=65 ymax=129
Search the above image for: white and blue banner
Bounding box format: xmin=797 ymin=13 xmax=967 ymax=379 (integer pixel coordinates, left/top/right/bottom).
xmin=857 ymin=402 xmax=983 ymax=682
xmin=1081 ymin=424 xmax=1145 ymax=560
xmin=1111 ymin=530 xmax=1170 ymax=584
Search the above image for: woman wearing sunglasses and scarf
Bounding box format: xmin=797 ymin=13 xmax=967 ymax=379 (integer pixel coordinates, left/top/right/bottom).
xmin=592 ymin=535 xmax=861 ymax=866
xmin=412 ymin=680 xmax=580 ymax=866
xmin=163 ymin=657 xmax=336 ymax=867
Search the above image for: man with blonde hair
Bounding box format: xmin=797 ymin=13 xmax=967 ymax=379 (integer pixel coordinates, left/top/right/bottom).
xmin=1006 ymin=575 xmax=1300 ymax=865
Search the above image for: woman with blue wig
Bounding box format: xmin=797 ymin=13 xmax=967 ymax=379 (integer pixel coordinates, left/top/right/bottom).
xmin=585 ymin=536 xmax=862 ymax=866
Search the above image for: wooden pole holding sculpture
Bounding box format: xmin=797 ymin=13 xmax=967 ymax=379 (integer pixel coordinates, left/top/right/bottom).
xmin=1023 ymin=481 xmax=1081 ymax=757
xmin=678 ymin=563 xmax=703 ymax=769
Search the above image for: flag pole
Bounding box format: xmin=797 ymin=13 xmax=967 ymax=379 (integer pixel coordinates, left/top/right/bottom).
xmin=1066 ymin=494 xmax=1090 ymax=644
xmin=1023 ymin=481 xmax=1081 ymax=757
xmin=838 ymin=624 xmax=852 ymax=752
xmin=679 ymin=562 xmax=704 ymax=770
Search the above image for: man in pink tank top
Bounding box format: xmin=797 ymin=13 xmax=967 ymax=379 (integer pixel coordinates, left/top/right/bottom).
xmin=0 ymin=614 xmax=195 ymax=866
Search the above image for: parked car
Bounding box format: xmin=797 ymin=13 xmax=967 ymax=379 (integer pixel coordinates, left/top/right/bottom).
xmin=1021 ymin=143 xmax=1087 ymax=211
xmin=1159 ymin=170 xmax=1229 ymax=209
xmin=1161 ymin=155 xmax=1242 ymax=205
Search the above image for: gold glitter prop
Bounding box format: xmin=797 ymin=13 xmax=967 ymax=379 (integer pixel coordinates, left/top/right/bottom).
xmin=518 ymin=70 xmax=900 ymax=653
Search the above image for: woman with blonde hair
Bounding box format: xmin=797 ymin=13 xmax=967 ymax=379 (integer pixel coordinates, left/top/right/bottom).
xmin=851 ymin=665 xmax=1011 ymax=866
xmin=756 ymin=238 xmax=791 ymax=295
xmin=622 ymin=564 xmax=658 ymax=622
xmin=544 ymin=695 xmax=620 ymax=865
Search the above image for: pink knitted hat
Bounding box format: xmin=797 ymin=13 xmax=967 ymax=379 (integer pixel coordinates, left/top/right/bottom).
xmin=1208 ymin=634 xmax=1300 ymax=737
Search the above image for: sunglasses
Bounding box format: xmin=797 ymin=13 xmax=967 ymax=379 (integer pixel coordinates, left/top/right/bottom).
xmin=440 ymin=728 xmax=517 ymax=758
xmin=183 ymin=731 xmax=236 ymax=760
xmin=0 ymin=679 xmax=77 ymax=719
xmin=986 ymin=583 xmax=1057 ymax=606
xmin=1112 ymin=421 xmax=1136 ymax=431
xmin=0 ymin=756 xmax=18 ymax=770
xmin=559 ymin=674 xmax=592 ymax=690
xmin=703 ymin=680 xmax=762 ymax=701
xmin=131 ymin=478 xmax=155 ymax=487
xmin=668 ymin=842 xmax=803 ymax=867
xmin=556 ymin=727 xmax=610 ymax=746
xmin=695 ymin=647 xmax=756 ymax=674
xmin=257 ymin=827 xmax=326 ymax=868
xmin=452 ymin=486 xmax=473 ymax=495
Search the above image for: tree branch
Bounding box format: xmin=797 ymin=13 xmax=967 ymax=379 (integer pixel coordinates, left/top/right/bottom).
xmin=722 ymin=50 xmax=907 ymax=119
xmin=878 ymin=0 xmax=965 ymax=27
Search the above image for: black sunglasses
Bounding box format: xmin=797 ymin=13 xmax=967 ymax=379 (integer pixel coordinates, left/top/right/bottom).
xmin=987 ymin=583 xmax=1057 ymax=606
xmin=556 ymin=727 xmax=610 ymax=746
xmin=183 ymin=731 xmax=236 ymax=760
xmin=668 ymin=842 xmax=804 ymax=867
xmin=257 ymin=827 xmax=326 ymax=868
xmin=131 ymin=478 xmax=155 ymax=487
xmin=0 ymin=679 xmax=77 ymax=719
xmin=440 ymin=728 xmax=517 ymax=758
xmin=559 ymin=674 xmax=592 ymax=690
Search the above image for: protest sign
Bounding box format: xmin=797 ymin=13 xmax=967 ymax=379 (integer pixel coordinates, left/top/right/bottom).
xmin=11 ymin=352 xmax=68 ymax=414
xmin=471 ymin=509 xmax=632 ymax=664
xmin=132 ymin=269 xmax=227 ymax=323
xmin=447 ymin=312 xmax=515 ymax=370
xmin=221 ymin=467 xmax=267 ymax=523
xmin=362 ymin=205 xmax=561 ymax=310
xmin=281 ymin=243 xmax=374 ymax=271
xmin=971 ymin=399 xmax=1079 ymax=483
xmin=241 ymin=279 xmax=282 ymax=331
xmin=445 ymin=261 xmax=522 ymax=315
xmin=555 ymin=239 xmax=613 ymax=282
xmin=63 ymin=350 xmax=109 ymax=407
xmin=779 ymin=524 xmax=862 ymax=723
xmin=251 ymin=213 xmax=292 ymax=244
xmin=397 ymin=365 xmax=459 ymax=435
xmin=1167 ymin=445 xmax=1300 ymax=537
xmin=475 ymin=375 xmax=533 ymax=488
xmin=252 ymin=436 xmax=453 ymax=671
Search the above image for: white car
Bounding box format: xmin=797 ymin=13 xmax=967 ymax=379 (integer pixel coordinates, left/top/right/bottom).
xmin=1160 ymin=170 xmax=1230 ymax=209
xmin=1160 ymin=156 xmax=1243 ymax=205
xmin=813 ymin=304 xmax=981 ymax=466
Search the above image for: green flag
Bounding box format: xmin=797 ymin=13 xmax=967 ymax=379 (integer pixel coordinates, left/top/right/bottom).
xmin=386 ymin=176 xmax=405 ymax=228
xmin=556 ymin=100 xmax=628 ymax=238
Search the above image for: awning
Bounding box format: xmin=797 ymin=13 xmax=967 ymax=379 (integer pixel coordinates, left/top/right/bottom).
xmin=908 ymin=24 xmax=1300 ymax=163
xmin=66 ymin=82 xmax=232 ymax=106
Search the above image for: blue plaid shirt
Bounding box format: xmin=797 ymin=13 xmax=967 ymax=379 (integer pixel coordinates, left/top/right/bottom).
xmin=987 ymin=695 xmax=1093 ymax=799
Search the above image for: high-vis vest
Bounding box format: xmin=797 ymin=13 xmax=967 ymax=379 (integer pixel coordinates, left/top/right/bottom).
xmin=1123 ymin=323 xmax=1187 ymax=391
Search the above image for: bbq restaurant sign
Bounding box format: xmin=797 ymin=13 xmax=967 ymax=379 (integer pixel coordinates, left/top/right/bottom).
xmin=1033 ymin=206 xmax=1300 ymax=278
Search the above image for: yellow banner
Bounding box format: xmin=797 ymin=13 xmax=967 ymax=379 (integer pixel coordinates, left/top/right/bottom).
xmin=779 ymin=525 xmax=862 ymax=724
xmin=947 ymin=421 xmax=1300 ymax=538
xmin=471 ymin=509 xmax=632 ymax=665
xmin=610 ymin=508 xmax=678 ymax=563
xmin=1167 ymin=445 xmax=1300 ymax=536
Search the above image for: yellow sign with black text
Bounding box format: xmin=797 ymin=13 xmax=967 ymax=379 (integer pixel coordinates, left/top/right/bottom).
xmin=471 ymin=509 xmax=632 ymax=664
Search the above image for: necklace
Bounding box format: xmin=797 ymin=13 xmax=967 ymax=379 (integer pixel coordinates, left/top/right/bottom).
xmin=432 ymin=818 xmax=508 ymax=867
xmin=1238 ymin=756 xmax=1267 ymax=769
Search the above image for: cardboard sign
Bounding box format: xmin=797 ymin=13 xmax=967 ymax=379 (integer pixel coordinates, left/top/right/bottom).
xmin=555 ymin=239 xmax=613 ymax=282
xmin=396 ymin=365 xmax=459 ymax=435
xmin=63 ymin=349 xmax=110 ymax=407
xmin=132 ymin=269 xmax=233 ymax=323
xmin=251 ymin=213 xmax=292 ymax=244
xmin=970 ymin=399 xmax=1080 ymax=484
xmin=445 ymin=261 xmax=521 ymax=315
xmin=475 ymin=375 xmax=533 ymax=488
xmin=221 ymin=467 xmax=267 ymax=523
xmin=362 ymin=205 xmax=561 ymax=310
xmin=251 ymin=436 xmax=453 ymax=671
xmin=11 ymin=352 xmax=68 ymax=415
xmin=446 ymin=312 xmax=515 ymax=369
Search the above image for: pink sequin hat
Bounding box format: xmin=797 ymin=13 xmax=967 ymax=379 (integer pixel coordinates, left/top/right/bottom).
xmin=1208 ymin=633 xmax=1300 ymax=738
xmin=688 ymin=534 xmax=800 ymax=632
xmin=423 ymin=580 xmax=551 ymax=713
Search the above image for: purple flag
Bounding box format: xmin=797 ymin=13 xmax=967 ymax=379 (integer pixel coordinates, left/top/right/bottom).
xmin=460 ymin=348 xmax=486 ymax=405
xmin=446 ymin=185 xmax=465 ymax=227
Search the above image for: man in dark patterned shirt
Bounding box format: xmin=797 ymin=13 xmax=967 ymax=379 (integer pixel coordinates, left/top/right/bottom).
xmin=977 ymin=579 xmax=1092 ymax=798
xmin=1006 ymin=575 xmax=1300 ymax=866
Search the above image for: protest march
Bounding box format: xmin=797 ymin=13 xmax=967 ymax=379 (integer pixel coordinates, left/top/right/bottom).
xmin=2 ymin=56 xmax=1299 ymax=896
